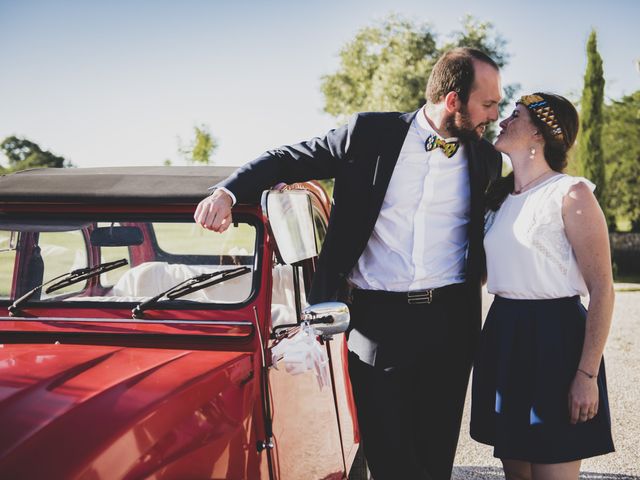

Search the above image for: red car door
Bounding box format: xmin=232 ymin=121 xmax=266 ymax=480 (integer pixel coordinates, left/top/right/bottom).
xmin=266 ymin=264 xmax=345 ymax=480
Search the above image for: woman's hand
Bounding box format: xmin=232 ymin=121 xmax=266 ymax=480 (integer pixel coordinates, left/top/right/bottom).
xmin=568 ymin=371 xmax=599 ymax=424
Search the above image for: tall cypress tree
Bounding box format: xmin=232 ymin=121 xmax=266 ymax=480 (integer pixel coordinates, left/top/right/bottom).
xmin=577 ymin=30 xmax=612 ymax=228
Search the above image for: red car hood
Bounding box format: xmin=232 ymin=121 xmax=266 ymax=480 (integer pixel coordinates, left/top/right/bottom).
xmin=0 ymin=343 xmax=256 ymax=479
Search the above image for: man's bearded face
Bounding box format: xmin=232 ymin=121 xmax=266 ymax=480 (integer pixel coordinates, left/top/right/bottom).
xmin=445 ymin=104 xmax=489 ymax=141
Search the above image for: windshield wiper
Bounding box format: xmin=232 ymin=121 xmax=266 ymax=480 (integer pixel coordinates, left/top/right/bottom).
xmin=9 ymin=258 xmax=128 ymax=316
xmin=132 ymin=266 xmax=251 ymax=319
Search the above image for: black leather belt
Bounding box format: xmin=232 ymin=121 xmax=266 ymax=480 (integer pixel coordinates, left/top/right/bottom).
xmin=351 ymin=283 xmax=464 ymax=305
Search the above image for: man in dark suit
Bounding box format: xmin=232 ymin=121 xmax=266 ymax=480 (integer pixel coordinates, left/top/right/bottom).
xmin=195 ymin=47 xmax=503 ymax=480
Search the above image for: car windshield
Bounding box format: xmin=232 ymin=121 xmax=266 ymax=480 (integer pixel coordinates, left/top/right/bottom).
xmin=0 ymin=214 xmax=259 ymax=307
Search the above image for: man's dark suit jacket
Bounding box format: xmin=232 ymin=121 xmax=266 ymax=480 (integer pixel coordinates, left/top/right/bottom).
xmin=218 ymin=110 xmax=502 ymax=329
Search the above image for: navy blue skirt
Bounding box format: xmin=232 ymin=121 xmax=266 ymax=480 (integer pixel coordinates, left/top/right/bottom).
xmin=470 ymin=296 xmax=614 ymax=463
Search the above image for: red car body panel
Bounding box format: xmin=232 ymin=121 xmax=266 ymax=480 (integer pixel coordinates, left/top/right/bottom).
xmin=0 ymin=167 xmax=360 ymax=479
xmin=0 ymin=344 xmax=260 ymax=479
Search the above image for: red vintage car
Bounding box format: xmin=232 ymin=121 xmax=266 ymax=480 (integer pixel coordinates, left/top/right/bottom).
xmin=0 ymin=166 xmax=367 ymax=480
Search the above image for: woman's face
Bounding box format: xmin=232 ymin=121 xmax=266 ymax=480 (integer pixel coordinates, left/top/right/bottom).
xmin=494 ymin=104 xmax=538 ymax=154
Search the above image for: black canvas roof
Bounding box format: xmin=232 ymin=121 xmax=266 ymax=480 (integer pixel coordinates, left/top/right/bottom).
xmin=0 ymin=166 xmax=239 ymax=204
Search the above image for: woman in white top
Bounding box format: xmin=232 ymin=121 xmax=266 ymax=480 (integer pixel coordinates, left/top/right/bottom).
xmin=470 ymin=93 xmax=615 ymax=480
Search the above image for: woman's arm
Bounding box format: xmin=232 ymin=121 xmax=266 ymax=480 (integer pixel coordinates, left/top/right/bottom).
xmin=563 ymin=180 xmax=615 ymax=424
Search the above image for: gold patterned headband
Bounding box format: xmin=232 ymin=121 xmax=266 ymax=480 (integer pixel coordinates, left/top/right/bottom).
xmin=517 ymin=94 xmax=564 ymax=140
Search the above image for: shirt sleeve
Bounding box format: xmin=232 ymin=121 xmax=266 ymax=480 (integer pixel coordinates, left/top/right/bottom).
xmin=206 ymin=186 xmax=237 ymax=206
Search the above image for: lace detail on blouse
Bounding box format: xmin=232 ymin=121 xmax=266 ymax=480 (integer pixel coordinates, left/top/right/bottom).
xmin=526 ymin=192 xmax=572 ymax=276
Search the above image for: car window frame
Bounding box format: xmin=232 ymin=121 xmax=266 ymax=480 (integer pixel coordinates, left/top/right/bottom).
xmin=0 ymin=212 xmax=264 ymax=311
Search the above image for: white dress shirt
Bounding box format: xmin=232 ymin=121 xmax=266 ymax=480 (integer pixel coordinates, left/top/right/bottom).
xmin=348 ymin=109 xmax=471 ymax=291
xmin=210 ymin=186 xmax=237 ymax=205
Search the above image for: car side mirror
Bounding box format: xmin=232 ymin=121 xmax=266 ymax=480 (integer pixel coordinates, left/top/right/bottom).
xmin=301 ymin=302 xmax=350 ymax=340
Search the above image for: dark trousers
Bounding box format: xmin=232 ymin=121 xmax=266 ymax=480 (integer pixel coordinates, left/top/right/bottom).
xmin=347 ymin=288 xmax=477 ymax=480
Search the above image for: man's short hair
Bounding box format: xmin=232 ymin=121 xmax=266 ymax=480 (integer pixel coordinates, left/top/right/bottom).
xmin=425 ymin=48 xmax=499 ymax=104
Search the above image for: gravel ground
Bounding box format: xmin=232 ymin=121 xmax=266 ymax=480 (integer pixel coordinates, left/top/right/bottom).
xmin=452 ymin=284 xmax=640 ymax=480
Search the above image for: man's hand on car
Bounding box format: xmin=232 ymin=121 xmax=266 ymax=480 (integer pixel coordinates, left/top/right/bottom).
xmin=194 ymin=189 xmax=233 ymax=233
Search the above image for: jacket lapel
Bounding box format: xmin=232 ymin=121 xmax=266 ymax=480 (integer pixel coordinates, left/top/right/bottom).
xmin=367 ymin=111 xmax=416 ymax=224
xmin=465 ymin=140 xmax=483 ymax=213
xmin=465 ymin=139 xmax=489 ymax=281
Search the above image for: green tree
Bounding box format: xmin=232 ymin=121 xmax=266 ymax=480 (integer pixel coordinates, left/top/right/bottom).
xmin=321 ymin=15 xmax=438 ymax=117
xmin=602 ymin=91 xmax=640 ymax=231
xmin=320 ymin=13 xmax=517 ymax=136
xmin=576 ymin=30 xmax=612 ymax=228
xmin=0 ymin=136 xmax=72 ymax=173
xmin=179 ymin=124 xmax=218 ymax=165
xmin=440 ymin=15 xmax=509 ymax=67
xmin=443 ymin=15 xmax=520 ymax=123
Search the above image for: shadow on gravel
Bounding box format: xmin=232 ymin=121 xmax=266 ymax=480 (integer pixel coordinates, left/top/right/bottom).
xmin=580 ymin=474 xmax=640 ymax=480
xmin=452 ymin=466 xmax=639 ymax=480
xmin=452 ymin=467 xmax=504 ymax=479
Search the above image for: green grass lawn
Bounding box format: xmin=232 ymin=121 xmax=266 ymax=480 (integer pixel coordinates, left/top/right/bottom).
xmin=154 ymin=222 xmax=256 ymax=255
xmin=0 ymin=249 xmax=16 ymax=298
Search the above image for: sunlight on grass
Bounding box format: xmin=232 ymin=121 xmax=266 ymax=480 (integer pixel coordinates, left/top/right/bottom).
xmin=617 ymin=218 xmax=632 ymax=232
xmin=100 ymin=245 xmax=130 ymax=287
xmin=39 ymin=231 xmax=88 ymax=296
xmin=0 ymin=232 xmax=17 ymax=298
xmin=154 ymin=222 xmax=256 ymax=255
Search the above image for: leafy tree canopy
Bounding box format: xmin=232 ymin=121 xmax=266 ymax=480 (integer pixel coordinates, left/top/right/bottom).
xmin=179 ymin=124 xmax=218 ymax=165
xmin=321 ymin=13 xmax=519 ymax=136
xmin=0 ymin=136 xmax=72 ymax=173
xmin=576 ymin=30 xmax=613 ymax=228
xmin=603 ymin=90 xmax=640 ymax=231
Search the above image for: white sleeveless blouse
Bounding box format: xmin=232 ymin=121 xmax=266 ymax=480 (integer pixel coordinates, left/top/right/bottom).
xmin=484 ymin=174 xmax=595 ymax=299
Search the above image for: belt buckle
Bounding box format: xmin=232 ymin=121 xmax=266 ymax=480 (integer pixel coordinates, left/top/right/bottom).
xmin=407 ymin=289 xmax=433 ymax=305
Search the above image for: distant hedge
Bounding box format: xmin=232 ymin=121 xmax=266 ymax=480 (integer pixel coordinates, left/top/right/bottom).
xmin=611 ymin=233 xmax=640 ymax=275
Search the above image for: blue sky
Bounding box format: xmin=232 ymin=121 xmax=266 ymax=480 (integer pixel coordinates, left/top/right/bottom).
xmin=1 ymin=0 xmax=638 ymax=168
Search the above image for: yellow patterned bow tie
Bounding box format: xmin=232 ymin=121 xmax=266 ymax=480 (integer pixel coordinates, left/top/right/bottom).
xmin=424 ymin=134 xmax=460 ymax=158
